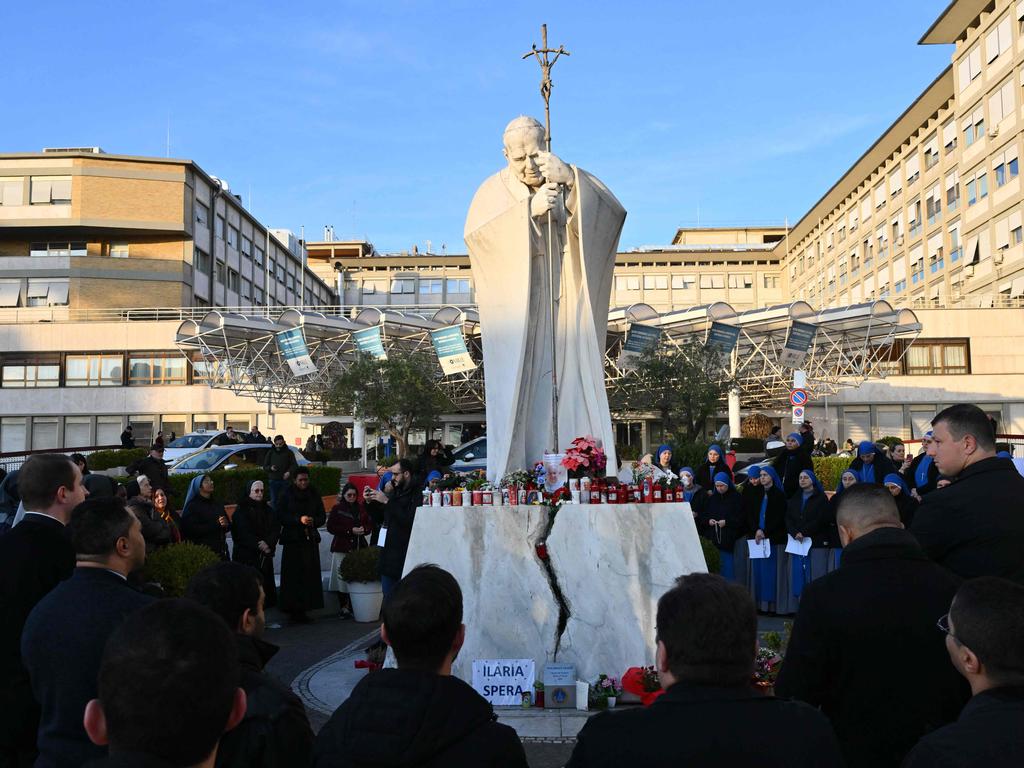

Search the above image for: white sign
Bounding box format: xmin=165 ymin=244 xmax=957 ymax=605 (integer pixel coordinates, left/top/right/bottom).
xmin=276 ymin=328 xmax=317 ymax=377
xmin=792 ymin=405 xmax=805 ymax=424
xmin=793 ymin=370 xmax=807 ymax=390
xmin=471 ymin=658 xmax=535 ymax=706
xmin=431 ymin=325 xmax=477 ymax=375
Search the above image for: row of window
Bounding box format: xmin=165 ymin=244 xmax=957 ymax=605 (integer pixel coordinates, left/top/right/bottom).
xmin=0 ymin=176 xmax=71 ymax=206
xmin=0 ymin=352 xmax=210 ymax=389
xmin=613 ymin=274 xmax=776 ymax=291
xmin=359 ymin=278 xmax=473 ymax=296
xmin=0 ymin=279 xmax=71 ymax=308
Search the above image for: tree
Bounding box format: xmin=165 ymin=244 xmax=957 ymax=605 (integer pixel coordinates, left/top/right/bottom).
xmin=323 ymin=353 xmax=452 ymax=458
xmin=609 ymin=344 xmax=731 ymax=444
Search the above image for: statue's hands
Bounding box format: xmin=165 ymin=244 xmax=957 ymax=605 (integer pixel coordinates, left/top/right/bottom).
xmin=537 ymin=152 xmax=573 ymax=186
xmin=530 ymin=182 xmax=561 ymax=218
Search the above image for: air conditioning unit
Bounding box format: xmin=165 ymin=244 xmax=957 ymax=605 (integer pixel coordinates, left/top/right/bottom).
xmin=896 ymin=236 xmax=905 ymax=246
xmin=963 ymin=264 xmax=975 ymax=278
xmin=994 ymin=250 xmax=1005 ymax=265
xmin=989 ymin=126 xmax=1000 ymax=139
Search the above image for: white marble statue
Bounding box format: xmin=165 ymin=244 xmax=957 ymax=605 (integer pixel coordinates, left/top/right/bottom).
xmin=465 ymin=116 xmax=625 ymax=481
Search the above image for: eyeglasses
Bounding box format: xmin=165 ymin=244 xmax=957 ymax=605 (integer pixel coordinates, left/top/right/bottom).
xmin=252 ymin=488 xmax=264 ymax=494
xmin=936 ymin=613 xmax=957 ymax=642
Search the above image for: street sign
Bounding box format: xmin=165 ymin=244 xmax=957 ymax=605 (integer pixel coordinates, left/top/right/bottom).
xmin=792 ymin=405 xmax=805 ymax=424
xmin=790 ymin=389 xmax=808 ymax=406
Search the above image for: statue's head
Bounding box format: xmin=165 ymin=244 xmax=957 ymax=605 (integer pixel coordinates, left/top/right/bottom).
xmin=503 ymin=116 xmax=546 ymax=188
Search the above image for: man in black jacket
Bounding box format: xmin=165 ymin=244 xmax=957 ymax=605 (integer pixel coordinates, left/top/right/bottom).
xmin=22 ymin=496 xmax=153 ymax=768
xmin=264 ymin=435 xmax=298 ymax=509
xmin=567 ymin=573 xmax=841 ymax=767
xmin=911 ymin=404 xmax=1024 ymax=582
xmin=119 ymin=425 xmax=134 ymax=449
xmin=313 ymin=565 xmax=527 ymax=768
xmin=903 ymin=576 xmax=1024 ymax=767
xmin=775 ymin=484 xmax=967 ymax=767
xmin=0 ymin=454 xmax=84 ymax=766
xmin=365 ymin=458 xmax=420 ymax=598
xmin=82 ymin=599 xmax=247 ymax=768
xmin=186 ymin=562 xmax=313 ymax=767
xmin=124 ymin=445 xmax=170 ymax=494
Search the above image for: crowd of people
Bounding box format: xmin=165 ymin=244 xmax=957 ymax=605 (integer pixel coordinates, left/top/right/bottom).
xmin=1 ymin=404 xmax=1023 ymax=766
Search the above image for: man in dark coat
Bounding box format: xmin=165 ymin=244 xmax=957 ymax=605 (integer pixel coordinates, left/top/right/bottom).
xmin=313 ymin=565 xmax=527 ymax=768
xmin=911 ymin=404 xmax=1024 ymax=582
xmin=124 ymin=445 xmax=170 ymax=493
xmin=186 ymin=562 xmax=313 ymax=767
xmin=22 ymin=497 xmax=153 ymax=768
xmin=847 ymin=440 xmax=897 ymax=485
xmin=264 ymin=435 xmax=299 ymax=509
xmin=81 ymin=600 xmax=247 ymax=768
xmin=0 ymin=454 xmax=83 ymax=765
xmin=903 ymin=577 xmax=1024 ymax=767
xmin=567 ymin=573 xmax=842 ymax=767
xmin=275 ymin=467 xmax=325 ymax=622
xmin=798 ymin=420 xmax=815 ymax=455
xmin=365 ymin=458 xmax=421 ymax=598
xmin=775 ymin=484 xmax=967 ymax=767
xmin=119 ymin=425 xmax=135 ymax=449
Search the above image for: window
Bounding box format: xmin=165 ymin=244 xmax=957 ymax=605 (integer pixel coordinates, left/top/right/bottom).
xmin=29 ymin=176 xmax=71 ymax=205
xmin=928 ymin=232 xmax=944 ymax=273
xmin=241 ymin=236 xmax=252 ymax=257
xmin=903 ymin=340 xmax=970 ymax=375
xmin=962 ymin=106 xmax=985 ymax=147
xmin=361 ymin=279 xmax=387 ymax=295
xmin=946 ymin=170 xmax=960 ymax=211
xmin=762 ymin=275 xmax=778 ymax=289
xmin=699 ymin=274 xmax=725 ymax=289
xmin=227 ymin=225 xmax=239 ymax=248
xmin=276 ymin=261 xmax=285 ymax=284
xmin=128 ymin=353 xmax=187 ymax=385
xmin=0 ymin=177 xmax=24 ymax=206
xmin=253 ymin=286 xmax=264 ymax=304
xmin=985 ymin=15 xmax=1012 ymax=63
xmin=617 ymin=276 xmax=641 ymax=291
xmin=989 ymin=78 xmax=1016 ymax=125
xmin=966 ymin=168 xmax=989 ymax=206
xmin=25 ymin=279 xmax=69 ymax=306
xmin=419 ymin=279 xmax=443 ymax=295
xmin=949 ymin=222 xmax=962 ymax=262
xmin=194 ymin=247 xmax=211 ymax=275
xmin=727 ymin=274 xmax=752 ymax=289
xmin=215 ymin=260 xmax=226 ymax=285
xmin=995 ymin=211 xmax=1023 ymax=250
xmin=923 ymin=133 xmax=940 ymax=170
xmin=905 ymin=151 xmax=920 ymax=186
xmin=994 ymin=144 xmax=1019 ymax=186
xmin=30 ymin=242 xmax=86 ymax=257
xmin=390 ymin=278 xmax=416 ymax=294
xmin=227 ymin=269 xmax=240 ymax=293
xmin=446 ymin=278 xmax=471 ymax=294
xmin=874 ymin=180 xmax=886 ymax=209
xmin=110 ymin=243 xmax=129 ymax=259
xmin=942 ymin=119 xmax=957 ymax=154
xmin=215 ymin=215 xmax=225 ymax=240
xmin=888 ymin=166 xmax=903 ymax=198
xmin=195 ymin=201 xmax=209 ymax=226
xmin=254 ymin=245 xmax=265 ymax=268
xmin=241 ymin=278 xmax=252 ymax=301
xmin=643 ymin=275 xmax=668 ymax=290
xmin=1 ymin=357 xmax=59 ymax=388
xmin=908 ymin=199 xmax=922 ymax=236
xmin=838 ymin=225 xmax=846 ymax=243
xmin=926 ymin=184 xmax=941 ymax=225
xmin=65 ymin=354 xmax=123 ymax=387
xmin=957 ymin=44 xmax=982 ymax=89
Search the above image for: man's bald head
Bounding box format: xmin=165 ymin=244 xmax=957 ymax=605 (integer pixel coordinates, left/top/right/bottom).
xmin=503 ymin=115 xmax=545 ymax=146
xmin=836 ymin=483 xmax=901 ymax=546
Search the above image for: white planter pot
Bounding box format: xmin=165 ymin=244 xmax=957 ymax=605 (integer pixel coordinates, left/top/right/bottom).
xmin=348 ymin=580 xmax=384 ymax=622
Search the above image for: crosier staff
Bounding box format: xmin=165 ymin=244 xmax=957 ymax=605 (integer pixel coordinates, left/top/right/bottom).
xmin=523 ymin=24 xmax=570 ymax=454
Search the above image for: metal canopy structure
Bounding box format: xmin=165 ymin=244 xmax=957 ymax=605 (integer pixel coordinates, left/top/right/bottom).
xmin=175 ymin=300 xmax=920 ymax=414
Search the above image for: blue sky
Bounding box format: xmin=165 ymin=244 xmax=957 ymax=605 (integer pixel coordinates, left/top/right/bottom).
xmin=2 ymin=1 xmax=953 ymax=252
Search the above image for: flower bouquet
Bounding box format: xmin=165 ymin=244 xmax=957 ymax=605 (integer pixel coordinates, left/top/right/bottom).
xmin=752 ymin=646 xmax=783 ymax=694
xmin=562 ymin=436 xmax=607 ymax=479
xmin=588 ymin=674 xmax=622 ymax=709
xmin=621 ymin=665 xmax=664 ymax=707
xmin=631 ymin=459 xmax=655 ymax=486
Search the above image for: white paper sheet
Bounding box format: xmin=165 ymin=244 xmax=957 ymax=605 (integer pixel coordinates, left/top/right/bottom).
xmin=747 ymin=538 xmax=772 ymax=559
xmin=786 ymin=535 xmax=814 ymax=556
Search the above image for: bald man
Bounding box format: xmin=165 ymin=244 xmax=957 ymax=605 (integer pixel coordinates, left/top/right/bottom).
xmin=775 ymin=484 xmax=967 ymax=768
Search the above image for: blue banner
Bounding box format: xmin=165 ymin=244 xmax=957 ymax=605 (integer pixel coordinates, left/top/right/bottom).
xmin=353 ymin=326 xmax=388 ymax=360
xmin=707 ymin=321 xmax=740 ymax=353
xmin=276 ymin=327 xmax=317 ymax=377
xmin=430 ymin=325 xmax=476 ymax=375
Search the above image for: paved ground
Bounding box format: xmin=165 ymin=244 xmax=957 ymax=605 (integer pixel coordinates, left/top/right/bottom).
xmin=261 ymin=592 xmax=789 ymax=768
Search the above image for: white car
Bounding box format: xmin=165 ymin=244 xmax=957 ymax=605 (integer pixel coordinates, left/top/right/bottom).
xmin=162 ymin=430 xmax=234 ymax=464
xmin=167 ymin=443 xmax=308 ymax=475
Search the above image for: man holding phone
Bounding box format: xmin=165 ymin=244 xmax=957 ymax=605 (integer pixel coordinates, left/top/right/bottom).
xmin=365 ymin=459 xmax=421 ymax=599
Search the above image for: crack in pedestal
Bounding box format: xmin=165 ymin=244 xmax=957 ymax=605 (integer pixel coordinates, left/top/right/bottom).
xmin=536 ymin=505 xmax=572 ymax=659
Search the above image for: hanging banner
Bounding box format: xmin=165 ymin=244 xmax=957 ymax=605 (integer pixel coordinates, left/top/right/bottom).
xmin=276 ymin=328 xmax=317 ymax=377
xmin=430 ymin=325 xmax=477 ymax=375
xmin=353 ymin=326 xmax=387 ymax=360
xmin=780 ymin=320 xmax=817 ymax=368
xmin=707 ymin=321 xmax=740 ymax=353
xmin=617 ymin=323 xmax=662 ymax=368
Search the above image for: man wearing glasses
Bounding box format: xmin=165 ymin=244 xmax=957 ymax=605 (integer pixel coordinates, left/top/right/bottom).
xmin=904 ymin=577 xmax=1024 ymax=767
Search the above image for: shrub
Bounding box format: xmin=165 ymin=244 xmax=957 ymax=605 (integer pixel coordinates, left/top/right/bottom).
xmin=88 ymin=448 xmax=147 ymax=471
xmin=340 ymin=545 xmax=381 ymax=583
xmin=666 ymin=441 xmax=712 ymax=471
xmin=699 ymin=536 xmax=722 ymax=575
xmin=812 ymin=456 xmax=851 ymax=492
xmin=877 ymin=435 xmax=903 ymax=449
xmin=143 ymin=542 xmax=222 ymax=597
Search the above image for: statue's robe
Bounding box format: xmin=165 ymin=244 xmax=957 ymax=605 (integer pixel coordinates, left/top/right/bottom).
xmin=465 ymin=165 xmax=625 ymax=481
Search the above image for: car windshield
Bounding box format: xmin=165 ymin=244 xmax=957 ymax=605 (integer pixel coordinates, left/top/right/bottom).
xmin=173 ymin=447 xmax=231 ymax=471
xmin=454 ymin=439 xmax=486 ymax=460
xmin=168 ymin=434 xmax=210 ymax=449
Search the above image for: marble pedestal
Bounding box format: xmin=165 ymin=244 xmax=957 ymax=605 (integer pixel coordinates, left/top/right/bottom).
xmin=400 ymin=502 xmax=706 ymax=683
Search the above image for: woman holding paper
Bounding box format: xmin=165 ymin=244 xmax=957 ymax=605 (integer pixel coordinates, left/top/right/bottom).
xmin=785 ymin=470 xmax=830 ymax=606
xmin=747 ymin=466 xmax=787 ymax=614
xmin=698 ymin=472 xmax=744 ymax=581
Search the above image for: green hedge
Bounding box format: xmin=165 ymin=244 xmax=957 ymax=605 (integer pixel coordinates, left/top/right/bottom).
xmin=811 ymin=456 xmax=852 ymax=492
xmin=116 ymin=465 xmax=343 ymax=509
xmin=143 ymin=542 xmax=222 ymax=597
xmin=88 ymin=448 xmax=147 ymax=471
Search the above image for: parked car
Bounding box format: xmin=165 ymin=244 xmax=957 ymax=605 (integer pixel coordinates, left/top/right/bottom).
xmin=448 ymin=436 xmax=487 ymax=473
xmin=168 ymin=443 xmax=309 ymax=475
xmin=162 ymin=430 xmax=234 ymax=464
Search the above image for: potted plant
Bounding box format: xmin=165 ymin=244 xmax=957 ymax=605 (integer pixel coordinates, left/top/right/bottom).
xmin=591 ymin=674 xmax=622 ymax=708
xmin=339 ymin=545 xmax=384 ymax=622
